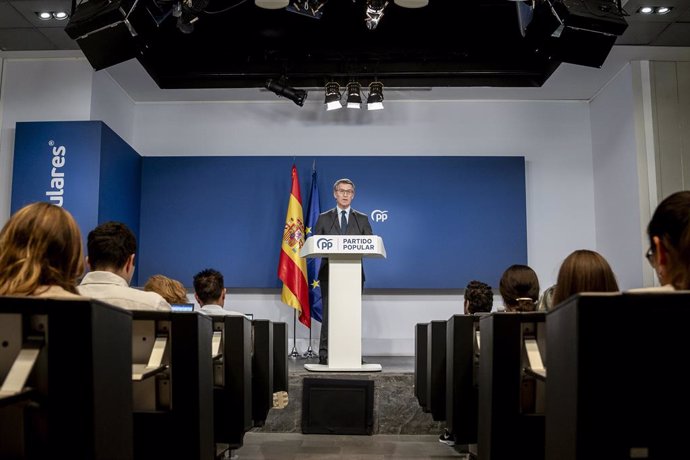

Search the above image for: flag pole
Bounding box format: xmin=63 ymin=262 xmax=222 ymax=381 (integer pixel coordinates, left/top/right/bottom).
xmin=289 ymin=309 xmax=301 ymax=358
xmin=303 ymin=326 xmax=317 ymax=358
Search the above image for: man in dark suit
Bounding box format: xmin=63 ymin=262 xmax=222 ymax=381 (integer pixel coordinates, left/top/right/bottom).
xmin=314 ymin=178 xmax=373 ymax=365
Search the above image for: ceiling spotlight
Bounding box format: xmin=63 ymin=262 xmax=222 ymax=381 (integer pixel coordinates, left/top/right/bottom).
xmin=346 ymin=82 xmax=362 ymax=109
xmin=393 ymin=0 xmax=428 ymax=7
xmin=266 ymin=79 xmax=308 ymax=107
xmin=638 ymin=6 xmax=654 ymax=13
xmin=365 ymin=0 xmax=389 ymax=30
xmin=656 ymin=6 xmax=671 ymax=14
xmin=255 ymin=0 xmax=290 ymax=9
xmin=53 ymin=11 xmax=69 ymax=20
xmin=36 ymin=11 xmax=52 ymax=20
xmin=324 ymin=82 xmax=343 ymax=111
xmin=286 ymin=0 xmax=327 ymax=19
xmin=367 ymin=81 xmax=384 ymax=111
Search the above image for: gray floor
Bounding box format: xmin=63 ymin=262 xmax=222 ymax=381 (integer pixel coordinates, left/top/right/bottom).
xmin=235 ymin=356 xmax=462 ymax=458
xmin=233 ymin=432 xmax=469 ymax=459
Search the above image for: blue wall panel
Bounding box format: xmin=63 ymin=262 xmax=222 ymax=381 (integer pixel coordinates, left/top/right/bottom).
xmin=12 ymin=121 xmax=143 ymax=283
xmin=139 ymin=156 xmax=527 ymax=289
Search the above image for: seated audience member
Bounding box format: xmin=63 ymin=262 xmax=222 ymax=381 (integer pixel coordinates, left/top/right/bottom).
xmin=551 ymin=249 xmax=619 ymax=306
xmin=78 ymin=222 xmax=170 ymax=311
xmin=499 ymin=264 xmax=540 ymax=312
xmin=644 ymin=190 xmax=690 ymax=290
xmin=0 ymin=202 xmax=84 ymax=298
xmin=464 ymin=280 xmax=494 ymax=314
xmin=537 ymin=284 xmax=556 ymax=312
xmin=439 ymin=279 xmax=494 ymax=446
xmin=144 ymin=274 xmax=189 ymax=304
xmin=193 ymin=268 xmax=247 ymax=317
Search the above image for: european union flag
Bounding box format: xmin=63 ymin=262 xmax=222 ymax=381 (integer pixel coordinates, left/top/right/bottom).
xmin=305 ymin=166 xmax=323 ymax=322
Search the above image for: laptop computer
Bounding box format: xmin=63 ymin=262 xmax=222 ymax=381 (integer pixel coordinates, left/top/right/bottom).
xmin=170 ymin=303 xmax=195 ymax=312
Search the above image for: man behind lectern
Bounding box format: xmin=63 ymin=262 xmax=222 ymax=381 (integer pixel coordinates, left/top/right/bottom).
xmin=314 ymin=178 xmax=373 ymax=365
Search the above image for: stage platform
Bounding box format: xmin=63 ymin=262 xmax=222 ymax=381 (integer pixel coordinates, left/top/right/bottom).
xmin=257 ymin=356 xmax=444 ymax=435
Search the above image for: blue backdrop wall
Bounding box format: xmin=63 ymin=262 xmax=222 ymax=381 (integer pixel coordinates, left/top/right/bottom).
xmin=12 ymin=121 xmax=142 ymax=282
xmin=139 ymin=156 xmax=527 ymax=289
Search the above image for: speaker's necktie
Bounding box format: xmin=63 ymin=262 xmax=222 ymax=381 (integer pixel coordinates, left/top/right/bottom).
xmin=340 ymin=210 xmax=347 ymax=235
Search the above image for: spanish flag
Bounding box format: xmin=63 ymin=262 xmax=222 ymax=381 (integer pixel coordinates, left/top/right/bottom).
xmin=278 ymin=164 xmax=311 ymax=328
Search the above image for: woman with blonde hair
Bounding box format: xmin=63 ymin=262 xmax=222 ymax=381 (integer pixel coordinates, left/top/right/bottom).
xmin=0 ymin=202 xmax=84 ymax=297
xmin=144 ymin=274 xmax=189 ymax=304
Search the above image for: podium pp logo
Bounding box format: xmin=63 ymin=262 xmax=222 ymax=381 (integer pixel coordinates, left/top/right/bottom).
xmin=316 ymin=238 xmax=334 ymax=250
xmin=371 ymin=210 xmax=388 ymax=223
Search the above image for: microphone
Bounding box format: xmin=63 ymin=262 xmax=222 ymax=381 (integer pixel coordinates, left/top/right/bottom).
xmin=328 ymin=211 xmax=337 ymax=234
xmin=353 ymin=212 xmax=362 ymax=234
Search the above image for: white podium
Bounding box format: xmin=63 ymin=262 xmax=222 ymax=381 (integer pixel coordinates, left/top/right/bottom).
xmin=300 ymin=235 xmax=386 ymax=372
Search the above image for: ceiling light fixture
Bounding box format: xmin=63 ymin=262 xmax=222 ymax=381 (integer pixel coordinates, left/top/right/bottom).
xmin=255 ymin=0 xmax=290 ymax=9
xmin=53 ymin=11 xmax=69 ymax=20
xmin=656 ymin=6 xmax=671 ymax=14
xmin=266 ymin=79 xmax=308 ymax=106
xmin=286 ymin=0 xmax=327 ymax=19
xmin=365 ymin=0 xmax=389 ymax=30
xmin=324 ymin=82 xmax=343 ymax=111
xmin=367 ymin=81 xmax=384 ymax=110
xmin=393 ymin=0 xmax=428 ymax=7
xmin=36 ymin=11 xmax=53 ymax=20
xmin=346 ymin=82 xmax=362 ymax=109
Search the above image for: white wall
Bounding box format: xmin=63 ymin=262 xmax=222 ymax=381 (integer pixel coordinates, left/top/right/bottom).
xmin=590 ymin=64 xmax=648 ymax=290
xmin=0 ymin=57 xmax=604 ymax=355
xmin=0 ymin=54 xmax=94 ymax=223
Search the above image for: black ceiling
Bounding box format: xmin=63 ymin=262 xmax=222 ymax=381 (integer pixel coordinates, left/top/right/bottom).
xmin=65 ymin=0 xmax=628 ymax=89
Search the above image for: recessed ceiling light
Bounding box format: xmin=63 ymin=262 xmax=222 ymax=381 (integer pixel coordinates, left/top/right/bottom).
xmin=53 ymin=11 xmax=69 ymax=20
xmin=656 ymin=6 xmax=671 ymax=14
xmin=36 ymin=11 xmax=52 ymax=20
xmin=638 ymin=6 xmax=654 ymax=13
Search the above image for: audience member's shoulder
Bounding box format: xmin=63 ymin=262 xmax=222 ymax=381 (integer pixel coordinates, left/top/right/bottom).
xmin=33 ymin=285 xmax=85 ymax=299
xmin=626 ymin=285 xmax=676 ymax=293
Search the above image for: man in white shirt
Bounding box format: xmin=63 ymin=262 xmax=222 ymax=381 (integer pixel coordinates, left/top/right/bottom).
xmin=78 ymin=222 xmax=170 ymax=311
xmin=193 ymin=268 xmax=247 ymax=317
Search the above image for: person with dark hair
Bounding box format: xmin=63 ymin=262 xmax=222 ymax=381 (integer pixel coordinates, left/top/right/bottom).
xmin=463 ymin=280 xmax=493 ymax=314
xmin=551 ymin=249 xmax=619 ymax=306
xmin=145 ymin=274 xmax=189 ymax=304
xmin=644 ymin=190 xmax=690 ymax=290
xmin=499 ymin=264 xmax=540 ymax=312
xmin=193 ymin=268 xmax=247 ymax=316
xmin=78 ymin=221 xmax=170 ymax=311
xmin=313 ymin=178 xmax=373 ymax=365
xmin=0 ymin=202 xmax=84 ymax=297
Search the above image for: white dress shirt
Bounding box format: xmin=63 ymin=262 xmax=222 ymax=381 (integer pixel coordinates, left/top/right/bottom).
xmin=78 ymin=271 xmax=171 ymax=311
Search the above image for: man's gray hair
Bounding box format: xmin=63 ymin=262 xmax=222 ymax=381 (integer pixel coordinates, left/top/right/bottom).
xmin=333 ymin=178 xmax=355 ymax=191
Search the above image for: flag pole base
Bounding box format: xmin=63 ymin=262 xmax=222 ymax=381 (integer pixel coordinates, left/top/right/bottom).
xmin=303 ymin=345 xmax=317 ymax=359
xmin=289 ymin=346 xmax=301 ymax=359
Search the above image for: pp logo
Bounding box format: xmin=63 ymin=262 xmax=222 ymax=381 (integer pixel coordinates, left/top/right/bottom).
xmin=371 ymin=210 xmax=388 ymax=223
xmin=316 ymin=238 xmax=334 ymax=250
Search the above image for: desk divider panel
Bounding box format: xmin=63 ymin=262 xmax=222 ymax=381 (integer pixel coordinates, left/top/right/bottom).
xmin=0 ymin=297 xmax=133 ymax=459
xmin=427 ymin=320 xmax=447 ymax=421
xmin=478 ymin=312 xmax=546 ymax=460
xmin=446 ymin=314 xmax=482 ymax=446
xmin=272 ymin=322 xmax=288 ymax=393
xmin=414 ymin=323 xmax=429 ymax=410
xmin=546 ymin=293 xmax=690 ymax=460
xmin=252 ymin=320 xmax=274 ymax=427
xmin=131 ymin=311 xmax=214 ymax=460
xmin=213 ymin=315 xmax=253 ymax=448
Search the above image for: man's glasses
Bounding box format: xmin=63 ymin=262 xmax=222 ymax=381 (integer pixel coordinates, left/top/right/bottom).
xmin=645 ymin=246 xmax=655 ymax=266
xmin=336 ymin=189 xmax=353 ymax=196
